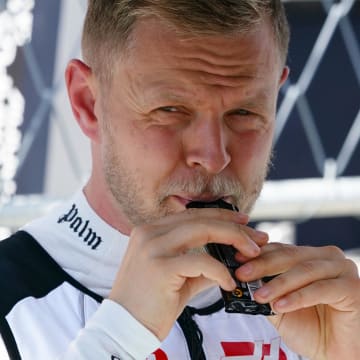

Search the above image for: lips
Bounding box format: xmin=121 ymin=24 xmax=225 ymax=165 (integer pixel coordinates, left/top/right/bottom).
xmin=172 ymin=194 xmax=234 ymax=207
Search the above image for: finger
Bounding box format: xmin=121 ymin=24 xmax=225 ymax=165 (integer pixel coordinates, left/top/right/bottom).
xmin=259 ymin=242 xmax=346 ymax=260
xmin=182 ymin=276 xmax=216 ymax=298
xmin=236 ymin=243 xmax=346 ymax=281
xmin=240 ymin=226 xmax=269 ymax=247
xmin=163 ymin=252 xmax=237 ymax=292
xmin=252 ymin=258 xmax=355 ymax=304
xmin=152 ymin=219 xmax=263 ymax=258
xmin=270 ymin=276 xmax=360 ymax=314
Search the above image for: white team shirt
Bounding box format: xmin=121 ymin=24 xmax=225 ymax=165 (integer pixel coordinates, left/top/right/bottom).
xmin=0 ymin=191 xmax=306 ymax=359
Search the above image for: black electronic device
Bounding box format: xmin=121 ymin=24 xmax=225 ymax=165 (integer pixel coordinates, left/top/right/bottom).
xmin=186 ymin=199 xmax=274 ymax=315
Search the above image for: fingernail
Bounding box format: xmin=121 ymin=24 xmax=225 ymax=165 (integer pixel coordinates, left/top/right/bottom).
xmin=236 ymin=213 xmax=249 ymax=223
xmin=239 ymin=263 xmax=253 ymax=275
xmin=256 ymin=285 xmax=270 ymax=299
xmin=256 ymin=230 xmax=268 ymax=239
xmin=274 ymin=298 xmax=288 ymax=308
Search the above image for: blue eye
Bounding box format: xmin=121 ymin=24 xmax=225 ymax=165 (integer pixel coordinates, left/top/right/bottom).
xmin=159 ymin=106 xmax=179 ymax=113
xmin=231 ymin=109 xmax=251 ymax=116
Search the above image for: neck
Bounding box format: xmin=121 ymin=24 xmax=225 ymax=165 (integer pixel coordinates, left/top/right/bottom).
xmin=84 ymin=174 xmax=133 ymax=235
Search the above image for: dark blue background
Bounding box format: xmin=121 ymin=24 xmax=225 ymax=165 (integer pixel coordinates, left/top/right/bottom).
xmin=270 ymin=2 xmax=360 ymax=250
xmin=9 ymin=1 xmax=360 ymax=250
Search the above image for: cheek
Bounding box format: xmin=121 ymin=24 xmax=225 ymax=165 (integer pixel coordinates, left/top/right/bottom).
xmin=141 ymin=127 xmax=179 ymax=154
xmin=126 ymin=125 xmax=183 ymax=180
xmin=230 ymin=130 xmax=273 ymax=175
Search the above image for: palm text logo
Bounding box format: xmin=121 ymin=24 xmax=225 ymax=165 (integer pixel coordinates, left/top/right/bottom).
xmin=58 ymin=204 xmax=103 ymax=250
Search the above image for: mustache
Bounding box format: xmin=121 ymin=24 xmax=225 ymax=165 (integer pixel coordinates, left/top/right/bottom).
xmin=160 ymin=151 xmax=274 ymax=200
xmin=160 ymin=172 xmax=243 ymax=201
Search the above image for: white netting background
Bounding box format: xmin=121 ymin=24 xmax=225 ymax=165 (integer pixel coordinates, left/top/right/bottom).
xmin=0 ymin=0 xmax=359 ymax=261
xmin=0 ymin=0 xmax=34 ymax=205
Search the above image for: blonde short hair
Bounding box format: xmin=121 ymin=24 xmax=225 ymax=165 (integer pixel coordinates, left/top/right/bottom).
xmin=82 ymin=0 xmax=289 ymax=83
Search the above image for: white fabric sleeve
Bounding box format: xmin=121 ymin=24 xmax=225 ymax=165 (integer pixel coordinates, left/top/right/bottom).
xmin=58 ymin=299 xmax=161 ymax=360
xmin=0 ymin=336 xmax=10 ymax=360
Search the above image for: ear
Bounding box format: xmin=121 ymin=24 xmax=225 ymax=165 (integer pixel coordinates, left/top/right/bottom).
xmin=278 ymin=66 xmax=290 ymax=88
xmin=65 ymin=59 xmax=100 ymax=142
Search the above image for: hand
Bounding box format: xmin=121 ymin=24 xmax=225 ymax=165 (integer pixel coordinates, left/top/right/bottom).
xmin=236 ymin=242 xmax=360 ymax=360
xmin=109 ymin=208 xmax=268 ymax=340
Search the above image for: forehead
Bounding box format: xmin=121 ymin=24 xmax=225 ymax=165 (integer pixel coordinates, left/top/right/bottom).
xmin=114 ymin=17 xmax=281 ymax=96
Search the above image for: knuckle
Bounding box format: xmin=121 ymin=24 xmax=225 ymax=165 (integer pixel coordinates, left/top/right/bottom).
xmin=344 ymin=258 xmax=359 ymax=274
xmin=299 ymin=260 xmax=317 ymax=276
xmin=262 ymin=241 xmax=280 ymax=251
xmin=271 ymin=273 xmax=288 ymax=288
xmin=324 ymin=245 xmax=345 ymax=259
xmin=278 ymin=243 xmax=301 ymax=258
xmin=249 ymin=255 xmax=267 ymax=272
xmin=295 ymin=288 xmax=310 ymax=307
xmin=195 ymin=223 xmax=212 ymax=241
xmin=237 ymin=225 xmax=251 ymax=240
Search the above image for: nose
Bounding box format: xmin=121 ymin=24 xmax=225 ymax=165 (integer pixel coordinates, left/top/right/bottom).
xmin=183 ymin=116 xmax=231 ymax=174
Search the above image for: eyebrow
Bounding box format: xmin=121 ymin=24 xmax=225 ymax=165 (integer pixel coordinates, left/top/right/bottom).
xmin=142 ymin=79 xmax=274 ymax=109
xmin=236 ymin=89 xmax=273 ymax=110
xmin=142 ymin=81 xmax=193 ymax=103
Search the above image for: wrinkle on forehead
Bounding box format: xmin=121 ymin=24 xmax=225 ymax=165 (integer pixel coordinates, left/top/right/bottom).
xmin=124 ymin=17 xmax=280 ymax=81
xmin=173 ymin=63 xmax=272 ymax=87
xmin=114 ymin=17 xmax=281 ymax=111
xmin=172 ymin=35 xmax=278 ymax=82
xmin=173 ymin=34 xmax=275 ymax=70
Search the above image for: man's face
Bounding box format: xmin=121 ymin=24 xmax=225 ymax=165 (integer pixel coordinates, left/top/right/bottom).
xmin=95 ymin=17 xmax=287 ymax=229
